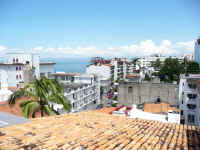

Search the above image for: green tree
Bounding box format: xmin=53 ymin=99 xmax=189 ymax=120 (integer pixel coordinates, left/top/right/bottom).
xmin=132 ymin=58 xmax=139 ymax=65
xmin=159 ymin=58 xmax=183 ymax=82
xmin=144 ymin=74 xmax=151 ymax=81
xmin=186 ymin=61 xmax=200 ymax=74
xmin=152 ymin=58 xmax=161 ymax=68
xmin=8 ymin=77 xmax=71 ymax=118
xmin=100 ymin=86 xmax=104 ymax=99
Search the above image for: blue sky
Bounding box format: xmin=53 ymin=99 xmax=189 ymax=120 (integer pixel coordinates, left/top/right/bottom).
xmin=0 ymin=0 xmax=199 ymax=57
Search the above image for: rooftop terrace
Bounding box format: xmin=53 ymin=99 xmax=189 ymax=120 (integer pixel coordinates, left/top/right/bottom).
xmin=0 ymin=111 xmax=199 ymax=149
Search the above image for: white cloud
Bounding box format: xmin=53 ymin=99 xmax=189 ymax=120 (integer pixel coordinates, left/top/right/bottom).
xmin=0 ymin=40 xmax=195 ymax=58
xmin=0 ymin=45 xmax=7 ymax=51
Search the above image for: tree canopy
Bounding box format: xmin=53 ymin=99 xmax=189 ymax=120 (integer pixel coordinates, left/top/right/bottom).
xmin=9 ymin=77 xmax=71 ymax=118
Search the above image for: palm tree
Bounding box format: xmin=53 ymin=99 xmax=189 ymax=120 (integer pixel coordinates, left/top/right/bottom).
xmin=8 ymin=76 xmax=71 ymax=118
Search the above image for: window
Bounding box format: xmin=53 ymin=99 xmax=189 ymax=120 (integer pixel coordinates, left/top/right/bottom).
xmin=16 ymin=66 xmax=18 ymax=71
xmin=188 ymin=114 xmax=195 ymax=124
xmin=16 ymin=58 xmax=19 ymax=63
xmin=128 ymin=86 xmax=133 ymax=93
xmin=13 ymin=58 xmax=15 ymax=63
xmin=19 ymin=66 xmax=21 ymax=70
xmin=16 ymin=75 xmax=18 ymax=80
xmin=188 ymin=83 xmax=196 ymax=89
xmin=73 ymin=93 xmax=77 ymax=100
xmin=19 ymin=75 xmax=22 ymax=79
xmin=187 ymin=104 xmax=196 ymax=110
xmin=187 ymin=94 xmax=197 ymax=99
xmin=181 ymin=110 xmax=183 ymax=115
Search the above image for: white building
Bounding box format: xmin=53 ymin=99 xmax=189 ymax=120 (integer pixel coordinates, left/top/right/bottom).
xmin=86 ymin=64 xmax=113 ymax=93
xmin=136 ymin=54 xmax=183 ymax=69
xmin=51 ymin=72 xmax=100 ymax=112
xmin=195 ymin=38 xmax=200 ymax=65
xmin=40 ymin=62 xmax=55 ymax=78
xmin=179 ymin=74 xmax=200 ymax=126
xmin=0 ymin=52 xmax=55 ymax=87
xmin=0 ymin=70 xmax=12 ymax=102
xmin=130 ymin=105 xmax=180 ymax=124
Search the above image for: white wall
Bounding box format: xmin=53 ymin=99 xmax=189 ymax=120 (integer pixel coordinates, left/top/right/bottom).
xmin=86 ymin=65 xmax=111 ymax=79
xmin=40 ymin=64 xmax=54 ymax=78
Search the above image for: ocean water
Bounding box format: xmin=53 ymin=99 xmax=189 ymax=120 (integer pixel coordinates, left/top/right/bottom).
xmin=41 ymin=57 xmax=91 ymax=73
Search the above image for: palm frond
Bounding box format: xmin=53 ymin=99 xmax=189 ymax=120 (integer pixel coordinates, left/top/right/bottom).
xmin=43 ymin=105 xmax=54 ymax=116
xmin=8 ymin=89 xmax=25 ymax=106
xmin=21 ymin=100 xmax=40 ymax=118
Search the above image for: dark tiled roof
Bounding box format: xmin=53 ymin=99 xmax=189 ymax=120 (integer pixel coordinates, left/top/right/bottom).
xmin=0 ymin=112 xmax=199 ymax=149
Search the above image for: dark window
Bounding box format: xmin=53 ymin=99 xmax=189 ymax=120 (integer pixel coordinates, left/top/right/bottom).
xmin=16 ymin=67 xmax=18 ymax=71
xmin=128 ymin=86 xmax=133 ymax=93
xmin=181 ymin=110 xmax=183 ymax=115
xmin=16 ymin=58 xmax=19 ymax=63
xmin=19 ymin=66 xmax=21 ymax=70
xmin=13 ymin=58 xmax=15 ymax=63
xmin=19 ymin=75 xmax=22 ymax=79
xmin=16 ymin=75 xmax=18 ymax=80
xmin=188 ymin=84 xmax=196 ymax=89
xmin=188 ymin=114 xmax=195 ymax=123
xmin=187 ymin=94 xmax=197 ymax=99
xmin=73 ymin=94 xmax=77 ymax=100
xmin=187 ymin=104 xmax=196 ymax=110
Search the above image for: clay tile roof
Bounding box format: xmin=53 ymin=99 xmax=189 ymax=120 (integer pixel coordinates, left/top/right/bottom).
xmin=104 ymin=64 xmax=114 ymax=67
xmin=8 ymin=86 xmax=19 ymax=92
xmin=0 ymin=111 xmax=199 ymax=150
xmin=126 ymin=74 xmax=140 ymax=78
xmin=94 ymin=107 xmax=117 ymax=114
xmin=144 ymin=102 xmax=180 ymax=114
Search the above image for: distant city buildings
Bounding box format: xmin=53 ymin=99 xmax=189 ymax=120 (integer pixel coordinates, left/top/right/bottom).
xmin=0 ymin=52 xmax=55 ymax=87
xmin=51 ymin=72 xmax=100 ymax=112
xmin=195 ymin=38 xmax=200 ymax=65
xmin=179 ymin=74 xmax=200 ymax=126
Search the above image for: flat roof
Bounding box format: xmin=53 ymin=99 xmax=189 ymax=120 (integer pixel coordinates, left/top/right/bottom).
xmin=0 ymin=111 xmax=29 ymax=128
xmin=40 ymin=62 xmax=56 ymax=65
xmin=0 ymin=63 xmax=24 ymax=66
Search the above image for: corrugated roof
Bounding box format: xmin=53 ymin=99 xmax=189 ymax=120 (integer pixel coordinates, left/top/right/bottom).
xmin=0 ymin=112 xmax=199 ymax=149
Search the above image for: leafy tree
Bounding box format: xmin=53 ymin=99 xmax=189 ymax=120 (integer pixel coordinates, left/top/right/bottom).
xmin=152 ymin=58 xmax=161 ymax=68
xmin=159 ymin=58 xmax=183 ymax=82
xmin=100 ymin=86 xmax=104 ymax=99
xmin=144 ymin=74 xmax=151 ymax=81
xmin=186 ymin=61 xmax=200 ymax=74
xmin=132 ymin=58 xmax=139 ymax=65
xmin=9 ymin=77 xmax=71 ymax=118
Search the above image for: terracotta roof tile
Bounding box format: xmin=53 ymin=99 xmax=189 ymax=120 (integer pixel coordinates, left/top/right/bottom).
xmin=144 ymin=102 xmax=179 ymax=114
xmin=0 ymin=112 xmax=199 ymax=149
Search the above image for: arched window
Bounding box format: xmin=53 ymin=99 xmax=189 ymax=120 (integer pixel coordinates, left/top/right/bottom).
xmin=128 ymin=86 xmax=133 ymax=93
xmin=19 ymin=74 xmax=22 ymax=79
xmin=16 ymin=75 xmax=18 ymax=80
xmin=13 ymin=58 xmax=15 ymax=63
xmin=19 ymin=66 xmax=21 ymax=70
xmin=16 ymin=66 xmax=18 ymax=71
xmin=16 ymin=58 xmax=19 ymax=63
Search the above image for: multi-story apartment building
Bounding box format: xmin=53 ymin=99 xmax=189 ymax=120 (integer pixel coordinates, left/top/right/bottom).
xmin=51 ymin=72 xmax=100 ymax=112
xmin=179 ymin=74 xmax=200 ymax=126
xmin=86 ymin=57 xmax=133 ymax=93
xmin=195 ymin=38 xmax=200 ymax=65
xmin=0 ymin=52 xmax=55 ymax=87
xmin=136 ymin=54 xmax=183 ymax=69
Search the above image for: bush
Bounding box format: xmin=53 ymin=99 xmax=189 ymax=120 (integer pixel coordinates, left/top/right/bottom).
xmin=111 ymin=103 xmax=117 ymax=107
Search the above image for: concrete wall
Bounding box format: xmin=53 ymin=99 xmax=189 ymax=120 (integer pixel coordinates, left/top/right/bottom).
xmin=118 ymin=82 xmax=179 ymax=106
xmin=40 ymin=64 xmax=54 ymax=78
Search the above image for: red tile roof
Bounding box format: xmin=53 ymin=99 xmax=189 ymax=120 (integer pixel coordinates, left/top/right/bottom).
xmin=0 ymin=112 xmax=199 ymax=149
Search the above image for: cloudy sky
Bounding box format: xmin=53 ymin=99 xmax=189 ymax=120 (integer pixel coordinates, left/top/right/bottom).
xmin=0 ymin=0 xmax=199 ymax=58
